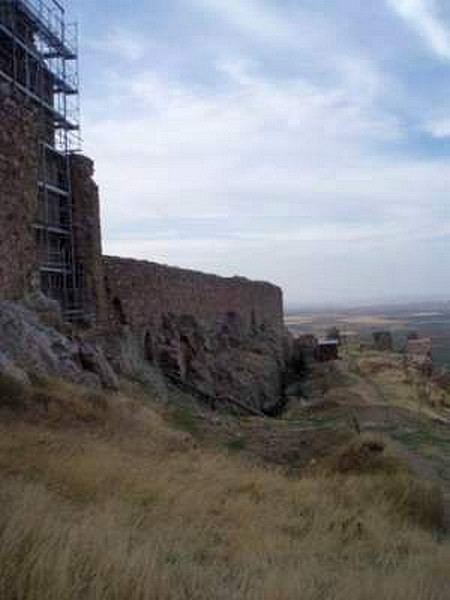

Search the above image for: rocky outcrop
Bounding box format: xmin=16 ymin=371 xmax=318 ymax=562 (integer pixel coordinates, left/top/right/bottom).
xmin=0 ymin=301 xmax=118 ymax=389
xmin=0 ymin=350 xmax=30 ymax=385
xmin=406 ymin=337 xmax=433 ymax=377
xmin=99 ymin=311 xmax=288 ymax=413
xmin=0 ymin=297 xmax=291 ymax=413
xmin=100 ymin=256 xmax=289 ymax=412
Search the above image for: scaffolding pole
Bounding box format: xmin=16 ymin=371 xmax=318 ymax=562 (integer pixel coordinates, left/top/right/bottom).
xmin=0 ymin=0 xmax=85 ymax=320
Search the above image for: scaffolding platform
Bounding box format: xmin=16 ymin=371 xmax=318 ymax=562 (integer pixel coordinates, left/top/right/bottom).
xmin=0 ymin=0 xmax=86 ymax=320
xmin=15 ymin=0 xmax=77 ymax=59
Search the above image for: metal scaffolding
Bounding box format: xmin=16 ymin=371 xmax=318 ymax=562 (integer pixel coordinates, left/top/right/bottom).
xmin=0 ymin=0 xmax=84 ymax=320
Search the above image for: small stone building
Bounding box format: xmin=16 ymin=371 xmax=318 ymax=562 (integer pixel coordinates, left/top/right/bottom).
xmin=291 ymin=334 xmax=318 ymax=369
xmin=315 ymin=339 xmax=339 ymax=362
xmin=373 ymin=331 xmax=393 ymax=352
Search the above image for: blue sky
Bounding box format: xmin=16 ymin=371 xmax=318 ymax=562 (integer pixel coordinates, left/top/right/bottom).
xmin=67 ymin=0 xmax=450 ymax=308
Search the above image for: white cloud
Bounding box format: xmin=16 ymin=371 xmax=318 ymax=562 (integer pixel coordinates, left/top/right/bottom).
xmin=387 ymin=0 xmax=450 ymax=59
xmin=192 ymin=0 xmax=389 ymax=105
xmin=424 ymin=116 xmax=450 ymax=138
xmin=189 ymin=0 xmax=299 ymax=46
xmin=84 ymin=66 xmax=450 ymax=251
xmin=84 ymin=66 xmax=404 ymax=226
xmin=88 ymin=28 xmax=148 ymax=61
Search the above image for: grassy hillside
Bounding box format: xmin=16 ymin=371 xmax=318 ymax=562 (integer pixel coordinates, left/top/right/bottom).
xmin=0 ymin=372 xmax=450 ymax=599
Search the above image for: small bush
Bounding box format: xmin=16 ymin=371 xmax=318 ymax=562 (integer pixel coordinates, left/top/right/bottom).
xmin=0 ymin=373 xmax=29 ymax=412
xmin=328 ymin=436 xmax=445 ymax=533
xmin=384 ymin=475 xmax=445 ymax=532
xmin=330 ymin=435 xmax=398 ymax=476
xmin=168 ymin=406 xmax=200 ymax=437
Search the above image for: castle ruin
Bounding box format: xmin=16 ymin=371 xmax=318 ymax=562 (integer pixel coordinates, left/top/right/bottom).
xmin=0 ymin=0 xmax=287 ymax=411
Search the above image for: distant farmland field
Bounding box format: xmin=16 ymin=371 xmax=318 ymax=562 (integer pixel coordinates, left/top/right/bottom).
xmin=285 ymin=308 xmax=450 ymax=370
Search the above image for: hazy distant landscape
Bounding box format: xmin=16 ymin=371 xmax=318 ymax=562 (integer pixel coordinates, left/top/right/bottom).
xmin=286 ymin=302 xmax=450 ymax=370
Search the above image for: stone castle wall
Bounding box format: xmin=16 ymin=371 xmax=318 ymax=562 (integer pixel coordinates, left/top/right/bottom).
xmin=0 ymin=92 xmax=106 ymax=321
xmin=70 ymin=155 xmax=106 ymax=323
xmin=101 ymin=257 xmax=286 ymax=411
xmin=103 ymin=256 xmax=284 ymax=334
xmin=0 ymin=92 xmax=39 ymax=299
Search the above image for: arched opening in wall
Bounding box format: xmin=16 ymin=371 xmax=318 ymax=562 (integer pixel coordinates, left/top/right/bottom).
xmin=144 ymin=331 xmax=154 ymax=363
xmin=112 ymin=297 xmax=127 ymax=326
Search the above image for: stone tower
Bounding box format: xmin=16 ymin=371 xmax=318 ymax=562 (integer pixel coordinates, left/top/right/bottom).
xmin=0 ymin=0 xmax=104 ymax=322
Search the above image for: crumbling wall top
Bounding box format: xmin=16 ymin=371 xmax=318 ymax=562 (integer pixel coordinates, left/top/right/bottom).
xmin=102 ymin=255 xmax=284 ymax=333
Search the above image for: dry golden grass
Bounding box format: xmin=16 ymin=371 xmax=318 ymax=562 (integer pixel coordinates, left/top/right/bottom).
xmin=353 ymin=351 xmax=450 ymax=416
xmin=0 ymin=376 xmax=450 ymax=599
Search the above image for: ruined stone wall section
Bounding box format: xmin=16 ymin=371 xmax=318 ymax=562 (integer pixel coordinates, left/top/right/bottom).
xmin=101 ymin=256 xmax=286 ymax=410
xmin=102 ymin=256 xmax=284 ymax=334
xmin=0 ymin=92 xmax=39 ymax=300
xmin=70 ymin=155 xmax=106 ymax=323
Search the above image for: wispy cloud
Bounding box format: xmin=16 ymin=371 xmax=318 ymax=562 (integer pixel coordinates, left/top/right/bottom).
xmin=189 ymin=0 xmax=299 ymax=45
xmin=88 ymin=27 xmax=149 ymax=61
xmin=85 ymin=64 xmax=403 ymax=224
xmin=387 ymin=0 xmax=450 ymax=60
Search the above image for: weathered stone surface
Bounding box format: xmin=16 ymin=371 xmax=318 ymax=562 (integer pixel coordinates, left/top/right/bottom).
xmin=0 ymin=94 xmax=39 ymax=299
xmin=100 ymin=256 xmax=288 ymax=411
xmin=99 ymin=328 xmax=171 ymax=400
xmin=103 ymin=256 xmax=284 ymax=335
xmin=0 ymin=350 xmax=30 ymax=385
xmin=406 ymin=337 xmax=433 ymax=377
xmin=98 ymin=308 xmax=286 ymax=412
xmin=70 ymin=155 xmax=106 ymax=324
xmin=0 ymin=95 xmax=106 ymax=326
xmin=24 ymin=290 xmax=62 ymax=319
xmin=78 ymin=341 xmax=119 ymax=389
xmin=0 ymin=301 xmax=118 ymax=389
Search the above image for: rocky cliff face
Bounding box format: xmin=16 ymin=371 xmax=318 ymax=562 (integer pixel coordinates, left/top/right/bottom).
xmin=99 ymin=311 xmax=289 ymax=413
xmin=100 ymin=256 xmax=289 ymax=412
xmin=0 ymin=298 xmax=291 ymax=413
xmin=0 ymin=299 xmax=118 ymax=389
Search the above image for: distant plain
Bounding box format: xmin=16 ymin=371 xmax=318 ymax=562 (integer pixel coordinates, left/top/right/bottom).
xmin=286 ymin=302 xmax=450 ymax=370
